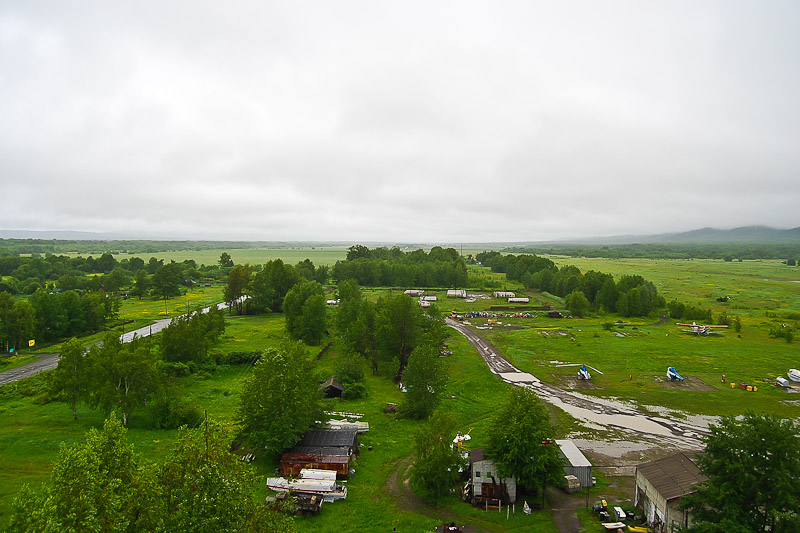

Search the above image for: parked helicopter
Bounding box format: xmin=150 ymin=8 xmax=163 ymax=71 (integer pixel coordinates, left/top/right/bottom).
xmin=676 ymin=321 xmax=728 ymax=335
xmin=557 ymin=363 xmax=604 ymax=380
xmin=667 ymin=366 xmax=685 ymax=381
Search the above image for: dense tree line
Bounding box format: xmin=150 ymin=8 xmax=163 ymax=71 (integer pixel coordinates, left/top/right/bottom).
xmin=0 ymin=290 xmax=119 ymax=351
xmin=502 ymin=243 xmax=800 ymax=261
xmin=478 ymin=251 xmax=665 ymax=318
xmin=331 ymin=245 xmax=468 ymax=287
xmin=48 ymin=306 xmax=226 ymax=427
xmin=0 ymin=253 xmax=220 ymax=296
xmin=0 ymin=237 xmax=309 ymax=256
xmin=335 ymin=279 xmax=448 ymax=413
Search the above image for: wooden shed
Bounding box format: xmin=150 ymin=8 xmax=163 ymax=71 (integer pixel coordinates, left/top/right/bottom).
xmin=280 ymin=452 xmax=351 ymax=480
xmin=556 ymin=440 xmax=593 ymax=488
xmin=319 ymin=376 xmax=344 ymax=398
xmin=634 ymin=453 xmax=706 ymax=532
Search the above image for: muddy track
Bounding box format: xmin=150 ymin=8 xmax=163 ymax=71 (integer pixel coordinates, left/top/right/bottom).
xmin=446 ymin=318 xmax=708 ymax=449
xmin=384 ymin=454 xmax=493 ymax=532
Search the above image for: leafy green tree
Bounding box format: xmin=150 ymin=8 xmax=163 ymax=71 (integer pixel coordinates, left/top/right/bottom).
xmin=236 ymin=341 xmax=324 ymax=457
xmin=218 ymin=251 xmax=234 ymax=268
xmin=681 ymin=413 xmax=800 ymax=532
xmin=410 ymin=412 xmax=465 ymax=504
xmin=401 ymin=338 xmax=448 ymax=419
xmin=336 ymin=280 xmax=380 ymax=373
xmin=151 ymin=263 xmax=183 ymax=308
xmin=49 ymin=337 xmax=88 ymax=420
xmin=130 ymin=268 xmax=152 ymax=300
xmin=486 ymin=387 xmax=563 ymax=492
xmin=223 ymin=263 xmax=253 ymax=315
xmin=566 ymin=289 xmax=590 ymax=317
xmin=10 ymin=415 xmax=295 ymax=533
xmin=249 ymin=259 xmax=300 ymax=313
xmin=160 ymin=306 xmax=226 ymax=367
xmin=159 ymin=420 xmax=296 ymax=533
xmin=9 ymin=415 xmax=159 ymax=532
xmin=86 ymin=333 xmax=160 ymax=426
xmin=0 ymin=291 xmax=13 ymax=351
xmin=8 ymin=300 xmax=36 ymax=352
xmin=376 ymin=294 xmax=422 ymax=379
xmin=29 ymin=289 xmax=67 ymax=341
xmin=283 ymin=280 xmax=326 ymax=345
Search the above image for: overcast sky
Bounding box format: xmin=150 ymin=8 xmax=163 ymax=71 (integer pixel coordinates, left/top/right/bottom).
xmin=1 ymin=1 xmax=798 ymax=243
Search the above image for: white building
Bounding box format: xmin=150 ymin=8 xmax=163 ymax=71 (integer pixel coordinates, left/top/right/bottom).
xmin=468 ymin=448 xmax=517 ymax=504
xmin=404 ymin=289 xmax=425 ymax=297
xmin=508 ymin=297 xmax=530 ymax=303
xmin=493 ymin=291 xmax=515 ymax=298
xmin=447 ymin=289 xmax=467 ymax=298
xmin=556 ymin=440 xmax=593 ymax=488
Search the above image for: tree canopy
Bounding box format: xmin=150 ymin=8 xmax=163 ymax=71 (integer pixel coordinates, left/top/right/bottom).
xmin=681 ymin=413 xmax=800 ymax=532
xmin=236 ymin=342 xmax=324 ymax=457
xmin=486 ymin=387 xmax=563 ymax=492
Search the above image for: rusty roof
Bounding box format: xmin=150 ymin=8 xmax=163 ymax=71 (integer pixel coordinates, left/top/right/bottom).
xmin=636 ymin=453 xmax=707 ymax=501
xmin=319 ymin=376 xmax=344 ymax=391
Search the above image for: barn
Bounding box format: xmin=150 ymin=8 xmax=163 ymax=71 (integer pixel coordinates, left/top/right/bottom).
xmin=634 ymin=453 xmax=706 ymax=531
xmin=280 ymin=429 xmax=360 ymax=480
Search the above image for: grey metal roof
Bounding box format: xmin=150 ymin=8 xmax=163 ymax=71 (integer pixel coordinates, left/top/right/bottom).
xmin=556 ymin=440 xmax=592 ymax=468
xmin=298 ymin=429 xmax=358 ymax=449
xmin=636 ymin=453 xmax=707 ymax=501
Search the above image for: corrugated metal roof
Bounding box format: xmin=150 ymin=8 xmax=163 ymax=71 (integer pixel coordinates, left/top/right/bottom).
xmin=556 ymin=440 xmax=592 ymax=467
xmin=299 ymin=429 xmax=358 ymax=449
xmin=636 ymin=453 xmax=707 ymax=501
xmin=292 ymin=445 xmax=351 ymax=457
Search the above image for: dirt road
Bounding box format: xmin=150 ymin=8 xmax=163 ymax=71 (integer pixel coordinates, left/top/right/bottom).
xmin=446 ymin=318 xmax=708 ymax=450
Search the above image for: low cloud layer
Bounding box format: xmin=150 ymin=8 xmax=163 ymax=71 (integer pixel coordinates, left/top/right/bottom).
xmin=1 ymin=1 xmax=798 ymax=242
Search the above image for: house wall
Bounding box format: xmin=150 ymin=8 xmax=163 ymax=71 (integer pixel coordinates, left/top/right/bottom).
xmin=635 ymin=472 xmax=668 ymax=527
xmin=471 ymin=459 xmax=516 ymax=503
xmin=564 ymin=465 xmax=592 ymax=488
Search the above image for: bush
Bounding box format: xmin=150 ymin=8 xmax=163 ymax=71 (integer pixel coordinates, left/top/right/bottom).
xmin=147 ymin=396 xmax=203 ymax=429
xmin=161 ymin=361 xmax=191 ymax=377
xmin=217 ymin=351 xmax=262 ymax=365
xmin=342 ymin=382 xmax=367 ymax=400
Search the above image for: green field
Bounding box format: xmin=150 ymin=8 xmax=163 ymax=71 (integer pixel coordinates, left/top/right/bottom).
xmin=113 ymin=247 xmax=350 ymax=267
xmin=2 ymin=254 xmax=800 ymax=531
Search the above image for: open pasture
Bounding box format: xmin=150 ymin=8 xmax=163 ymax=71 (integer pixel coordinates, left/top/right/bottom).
xmin=547 ymin=256 xmax=800 ymax=316
xmin=111 ymin=246 xmax=350 ymax=267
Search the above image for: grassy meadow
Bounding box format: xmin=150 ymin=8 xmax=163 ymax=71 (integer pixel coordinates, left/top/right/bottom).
xmin=2 ymin=252 xmax=800 ymax=531
xmin=111 ymin=246 xmax=350 ymax=267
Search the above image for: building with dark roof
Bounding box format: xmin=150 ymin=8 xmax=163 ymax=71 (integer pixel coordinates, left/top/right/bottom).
xmin=319 ymin=376 xmax=344 ymax=398
xmin=634 ymin=453 xmax=707 ymax=532
xmin=280 ymin=429 xmax=360 ymax=480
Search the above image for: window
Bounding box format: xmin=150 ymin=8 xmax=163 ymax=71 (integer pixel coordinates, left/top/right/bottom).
xmin=475 ymin=471 xmax=481 ymax=478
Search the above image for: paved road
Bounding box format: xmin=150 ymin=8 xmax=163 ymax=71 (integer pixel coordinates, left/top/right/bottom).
xmin=446 ymin=317 xmax=708 ymax=448
xmin=0 ymin=300 xmax=237 ymax=386
xmin=0 ymin=353 xmax=60 ymax=386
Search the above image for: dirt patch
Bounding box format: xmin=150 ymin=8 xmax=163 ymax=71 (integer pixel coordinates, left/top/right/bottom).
xmin=383 ymin=455 xmax=486 ymax=532
xmin=656 ymin=376 xmax=718 ymax=391
xmin=561 ymin=376 xmax=603 ymax=390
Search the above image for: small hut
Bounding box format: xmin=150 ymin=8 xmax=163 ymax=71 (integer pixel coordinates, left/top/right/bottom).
xmin=319 ymin=376 xmax=344 ymax=398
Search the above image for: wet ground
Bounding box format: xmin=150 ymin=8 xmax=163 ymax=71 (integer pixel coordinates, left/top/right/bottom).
xmin=446 ymin=318 xmax=708 ymax=464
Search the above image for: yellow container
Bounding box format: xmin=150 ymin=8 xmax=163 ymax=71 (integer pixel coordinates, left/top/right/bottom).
xmin=730 ymin=383 xmax=736 ymax=389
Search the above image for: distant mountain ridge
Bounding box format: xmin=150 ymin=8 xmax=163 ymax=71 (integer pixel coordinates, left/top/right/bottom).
xmin=561 ymin=226 xmax=800 ymax=245
xmin=0 ymin=226 xmax=798 ymax=245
